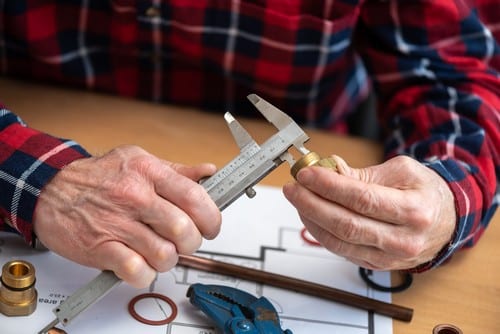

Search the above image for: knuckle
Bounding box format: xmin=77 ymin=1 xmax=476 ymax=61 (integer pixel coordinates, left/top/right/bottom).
xmin=404 ymin=205 xmax=420 ymax=222
xmin=116 ymin=144 xmax=141 ymax=154
xmin=354 ymin=189 xmax=378 ymax=216
xmin=337 ymin=216 xmax=361 ymax=243
xmin=180 ymin=235 xmax=203 ymax=255
xmin=394 ymin=155 xmax=414 ymax=169
xmin=183 ymin=184 xmax=206 ymax=206
xmin=406 ymin=205 xmax=434 ymax=231
xmin=166 ymin=216 xmax=203 ymax=254
xmin=153 ymin=243 xmax=178 ymax=271
xmin=398 ymin=236 xmax=425 ymax=258
xmin=130 ymin=153 xmax=155 ymax=173
xmin=326 ymin=238 xmax=349 ymax=257
xmin=169 ymin=215 xmax=193 ymax=240
xmin=120 ymin=254 xmax=146 ymax=279
xmin=108 ymin=178 xmax=150 ymax=208
xmin=418 ymin=210 xmax=435 ymax=229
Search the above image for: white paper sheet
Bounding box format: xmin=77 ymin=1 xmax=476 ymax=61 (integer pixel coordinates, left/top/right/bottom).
xmin=0 ymin=185 xmax=393 ymax=334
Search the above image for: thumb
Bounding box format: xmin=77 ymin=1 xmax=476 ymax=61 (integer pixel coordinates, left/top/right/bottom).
xmin=331 ymin=155 xmax=373 ymax=183
xmin=166 ymin=162 xmax=217 ymax=181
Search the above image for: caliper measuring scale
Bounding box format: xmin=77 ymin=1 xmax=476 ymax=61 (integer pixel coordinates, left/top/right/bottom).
xmin=38 ymin=94 xmax=316 ymax=333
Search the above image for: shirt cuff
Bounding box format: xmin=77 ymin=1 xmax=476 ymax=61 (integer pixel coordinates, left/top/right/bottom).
xmin=406 ymin=158 xmax=487 ymax=273
xmin=0 ymin=122 xmax=90 ymax=244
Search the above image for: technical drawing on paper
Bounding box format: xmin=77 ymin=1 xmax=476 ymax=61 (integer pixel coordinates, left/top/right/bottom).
xmin=0 ymin=185 xmax=392 ymax=334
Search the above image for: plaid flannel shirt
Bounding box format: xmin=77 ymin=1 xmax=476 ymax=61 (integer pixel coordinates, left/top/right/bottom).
xmin=0 ymin=0 xmax=498 ymax=272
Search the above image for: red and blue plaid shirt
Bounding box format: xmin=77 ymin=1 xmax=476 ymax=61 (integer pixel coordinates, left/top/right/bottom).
xmin=1 ymin=1 xmax=499 ymax=272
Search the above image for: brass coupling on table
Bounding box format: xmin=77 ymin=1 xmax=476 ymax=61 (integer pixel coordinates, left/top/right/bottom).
xmin=291 ymin=151 xmax=337 ymax=180
xmin=0 ymin=260 xmax=38 ymax=316
xmin=433 ymin=324 xmax=463 ymax=334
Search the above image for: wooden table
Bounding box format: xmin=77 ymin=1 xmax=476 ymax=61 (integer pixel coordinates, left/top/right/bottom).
xmin=1 ymin=78 xmax=499 ymax=333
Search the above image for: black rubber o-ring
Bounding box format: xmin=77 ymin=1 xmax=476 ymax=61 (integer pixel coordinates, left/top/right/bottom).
xmin=128 ymin=293 xmax=178 ymax=326
xmin=359 ymin=267 xmax=413 ymax=293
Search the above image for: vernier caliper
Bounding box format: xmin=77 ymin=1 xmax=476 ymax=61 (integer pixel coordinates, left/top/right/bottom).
xmin=38 ymin=94 xmax=334 ymax=333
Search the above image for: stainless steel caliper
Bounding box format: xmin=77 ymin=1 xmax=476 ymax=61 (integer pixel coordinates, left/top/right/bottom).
xmin=38 ymin=94 xmax=321 ymax=333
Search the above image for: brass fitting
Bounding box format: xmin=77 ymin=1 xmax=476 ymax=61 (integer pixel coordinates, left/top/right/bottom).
xmin=433 ymin=324 xmax=463 ymax=334
xmin=291 ymin=151 xmax=337 ymax=180
xmin=0 ymin=260 xmax=37 ymax=316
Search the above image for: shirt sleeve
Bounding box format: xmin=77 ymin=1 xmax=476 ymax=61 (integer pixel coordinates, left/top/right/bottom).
xmin=0 ymin=105 xmax=91 ymax=244
xmin=356 ymin=0 xmax=500 ymax=271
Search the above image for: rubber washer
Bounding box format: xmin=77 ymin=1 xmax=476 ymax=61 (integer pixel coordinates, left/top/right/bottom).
xmin=300 ymin=227 xmax=321 ymax=246
xmin=128 ymin=293 xmax=178 ymax=326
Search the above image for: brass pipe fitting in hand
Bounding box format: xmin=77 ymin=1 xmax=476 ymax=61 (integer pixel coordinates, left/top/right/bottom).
xmin=291 ymin=151 xmax=337 ymax=180
xmin=0 ymin=260 xmax=38 ymax=316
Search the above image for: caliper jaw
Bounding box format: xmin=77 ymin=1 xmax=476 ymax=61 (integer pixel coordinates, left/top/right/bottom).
xmin=246 ymin=94 xmax=310 ymax=157
xmin=200 ymin=94 xmax=312 ymax=210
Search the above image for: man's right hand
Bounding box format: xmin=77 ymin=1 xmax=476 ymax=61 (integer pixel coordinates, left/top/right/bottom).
xmin=33 ymin=145 xmax=221 ymax=288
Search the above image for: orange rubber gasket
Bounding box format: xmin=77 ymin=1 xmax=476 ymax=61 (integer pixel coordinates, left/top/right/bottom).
xmin=128 ymin=293 xmax=178 ymax=326
xmin=300 ymin=227 xmax=321 ymax=246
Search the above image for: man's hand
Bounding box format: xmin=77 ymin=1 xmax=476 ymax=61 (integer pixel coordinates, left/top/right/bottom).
xmin=33 ymin=145 xmax=221 ymax=288
xmin=283 ymin=155 xmax=456 ymax=271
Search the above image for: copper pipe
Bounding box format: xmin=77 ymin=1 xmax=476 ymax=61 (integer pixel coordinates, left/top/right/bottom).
xmin=178 ymin=254 xmax=413 ymax=322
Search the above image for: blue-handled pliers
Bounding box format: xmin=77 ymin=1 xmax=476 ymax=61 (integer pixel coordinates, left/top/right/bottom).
xmin=187 ymin=283 xmax=293 ymax=334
